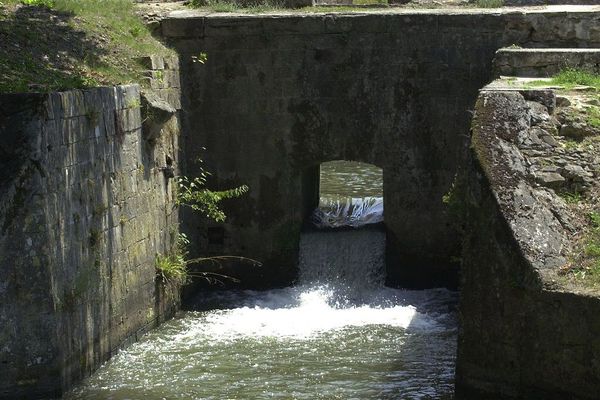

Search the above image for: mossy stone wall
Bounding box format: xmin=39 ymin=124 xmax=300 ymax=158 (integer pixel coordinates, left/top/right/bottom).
xmin=0 ymin=55 xmax=182 ymax=398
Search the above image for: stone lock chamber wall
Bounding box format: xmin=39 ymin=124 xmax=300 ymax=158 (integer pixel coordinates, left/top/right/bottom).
xmin=0 ymin=55 xmax=182 ymax=398
xmin=162 ymin=8 xmax=600 ymax=289
xmin=457 ymin=88 xmax=600 ymax=400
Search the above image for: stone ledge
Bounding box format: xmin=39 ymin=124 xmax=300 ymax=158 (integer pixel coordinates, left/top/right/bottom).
xmin=160 ymin=7 xmax=600 ymax=39
xmin=493 ymin=47 xmax=600 ymax=78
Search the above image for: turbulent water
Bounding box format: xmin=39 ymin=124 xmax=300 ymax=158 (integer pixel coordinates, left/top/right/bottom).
xmin=65 ymin=160 xmax=457 ymax=400
xmin=65 ymin=287 xmax=457 ymax=400
xmin=66 ymin=230 xmax=458 ymax=400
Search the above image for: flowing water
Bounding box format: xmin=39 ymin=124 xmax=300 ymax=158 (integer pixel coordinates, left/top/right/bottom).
xmin=319 ymin=160 xmax=383 ymax=201
xmin=314 ymin=161 xmax=384 ymax=228
xmin=65 ymin=160 xmax=458 ymax=399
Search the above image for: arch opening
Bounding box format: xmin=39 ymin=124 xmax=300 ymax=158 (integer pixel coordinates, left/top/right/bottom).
xmin=310 ymin=160 xmax=384 ymax=229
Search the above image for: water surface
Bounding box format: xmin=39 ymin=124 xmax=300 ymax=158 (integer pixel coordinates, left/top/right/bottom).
xmin=315 ymin=160 xmax=384 ymax=228
xmin=66 ymin=160 xmax=457 ymax=400
xmin=319 ymin=160 xmax=383 ymax=203
xmin=65 ymin=286 xmax=457 ymax=400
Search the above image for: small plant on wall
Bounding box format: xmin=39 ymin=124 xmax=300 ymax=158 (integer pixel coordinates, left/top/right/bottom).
xmin=156 ymin=233 xmax=260 ymax=285
xmin=155 ymin=157 xmax=253 ymax=285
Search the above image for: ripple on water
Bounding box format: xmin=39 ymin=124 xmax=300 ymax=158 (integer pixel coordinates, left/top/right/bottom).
xmin=65 ymin=287 xmax=457 ymax=400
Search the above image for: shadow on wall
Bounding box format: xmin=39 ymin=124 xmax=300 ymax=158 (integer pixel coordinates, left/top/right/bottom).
xmin=0 ymin=4 xmax=107 ymax=93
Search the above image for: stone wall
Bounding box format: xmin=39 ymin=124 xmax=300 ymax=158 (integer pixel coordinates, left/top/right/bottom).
xmin=456 ymin=88 xmax=600 ymax=399
xmin=494 ymin=48 xmax=600 ymax=78
xmin=0 ymin=56 xmax=182 ymax=398
xmin=161 ymin=8 xmax=600 ymax=289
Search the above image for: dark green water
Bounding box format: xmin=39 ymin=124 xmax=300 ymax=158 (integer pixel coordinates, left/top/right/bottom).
xmin=319 ymin=160 xmax=383 ymax=202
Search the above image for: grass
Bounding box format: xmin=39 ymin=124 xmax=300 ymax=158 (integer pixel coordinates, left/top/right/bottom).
xmin=155 ymin=233 xmax=257 ymax=286
xmin=189 ymin=0 xmax=285 ymax=13
xmin=562 ymin=211 xmax=600 ymax=286
xmin=353 ymin=0 xmax=387 ymax=4
xmin=587 ymin=106 xmax=600 ymax=129
xmin=473 ymin=0 xmax=503 ymax=7
xmin=563 ymin=138 xmax=580 ymax=150
xmin=156 ymin=252 xmax=188 ymax=283
xmin=529 ymin=69 xmax=600 ymax=91
xmin=0 ymin=0 xmax=174 ymax=93
xmin=551 ymin=69 xmax=600 ymax=90
xmin=560 ymin=191 xmax=583 ymax=204
xmin=21 ymin=0 xmax=54 ymax=6
xmin=156 ymin=233 xmax=189 ymax=283
xmin=189 ymin=0 xmax=390 ymax=13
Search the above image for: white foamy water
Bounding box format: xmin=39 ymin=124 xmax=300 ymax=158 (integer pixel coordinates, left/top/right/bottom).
xmin=312 ymin=197 xmax=384 ymax=228
xmin=66 ymin=228 xmax=458 ymax=400
xmin=170 ymin=286 xmax=442 ymax=341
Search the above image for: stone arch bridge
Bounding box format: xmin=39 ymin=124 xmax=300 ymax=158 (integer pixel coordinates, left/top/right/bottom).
xmin=161 ymin=7 xmax=600 ymax=288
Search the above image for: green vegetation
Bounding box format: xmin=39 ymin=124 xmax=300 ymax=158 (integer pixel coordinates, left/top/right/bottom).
xmin=189 ymin=0 xmax=389 ymax=13
xmin=156 ymin=233 xmax=258 ymax=285
xmin=155 ymin=233 xmax=188 ymax=283
xmin=176 ymin=159 xmax=249 ymax=223
xmin=442 ymin=175 xmax=464 ymax=217
xmin=21 ymin=0 xmax=54 ymax=6
xmin=192 ymin=53 xmax=209 ymax=64
xmin=563 ymin=138 xmax=580 ymax=150
xmin=563 ymin=211 xmax=600 ymax=286
xmin=0 ymin=0 xmax=173 ymax=93
xmin=442 ymin=174 xmax=467 ymax=234
xmin=155 ymin=158 xmax=252 ymax=284
xmin=550 ymin=69 xmax=600 ymax=90
xmin=473 ymin=0 xmax=503 ymax=8
xmin=189 ymin=0 xmax=284 ymax=13
xmin=530 ymin=69 xmax=600 ymax=91
xmin=587 ymin=106 xmax=600 ymax=129
xmin=559 ymin=191 xmax=583 ymax=204
xmin=353 ymin=0 xmax=387 ymax=4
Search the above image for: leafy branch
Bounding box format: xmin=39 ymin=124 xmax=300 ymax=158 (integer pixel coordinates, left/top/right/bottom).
xmin=175 ymin=160 xmax=248 ymax=222
xmin=157 ymin=158 xmax=254 ymax=285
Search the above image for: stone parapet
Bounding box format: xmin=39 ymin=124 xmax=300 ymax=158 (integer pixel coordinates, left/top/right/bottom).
xmin=160 ymin=7 xmax=600 ymax=291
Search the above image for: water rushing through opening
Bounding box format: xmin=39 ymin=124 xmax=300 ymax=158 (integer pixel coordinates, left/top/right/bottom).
xmin=313 ymin=161 xmax=384 ymax=228
xmin=66 ymin=160 xmax=457 ymax=399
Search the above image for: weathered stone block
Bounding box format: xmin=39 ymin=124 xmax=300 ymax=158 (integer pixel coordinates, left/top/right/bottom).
xmin=137 ymin=55 xmax=165 ymax=70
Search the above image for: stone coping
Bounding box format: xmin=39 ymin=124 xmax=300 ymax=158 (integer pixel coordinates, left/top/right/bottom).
xmin=497 ymin=47 xmax=600 ymax=53
xmin=165 ymin=4 xmax=600 ymax=19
